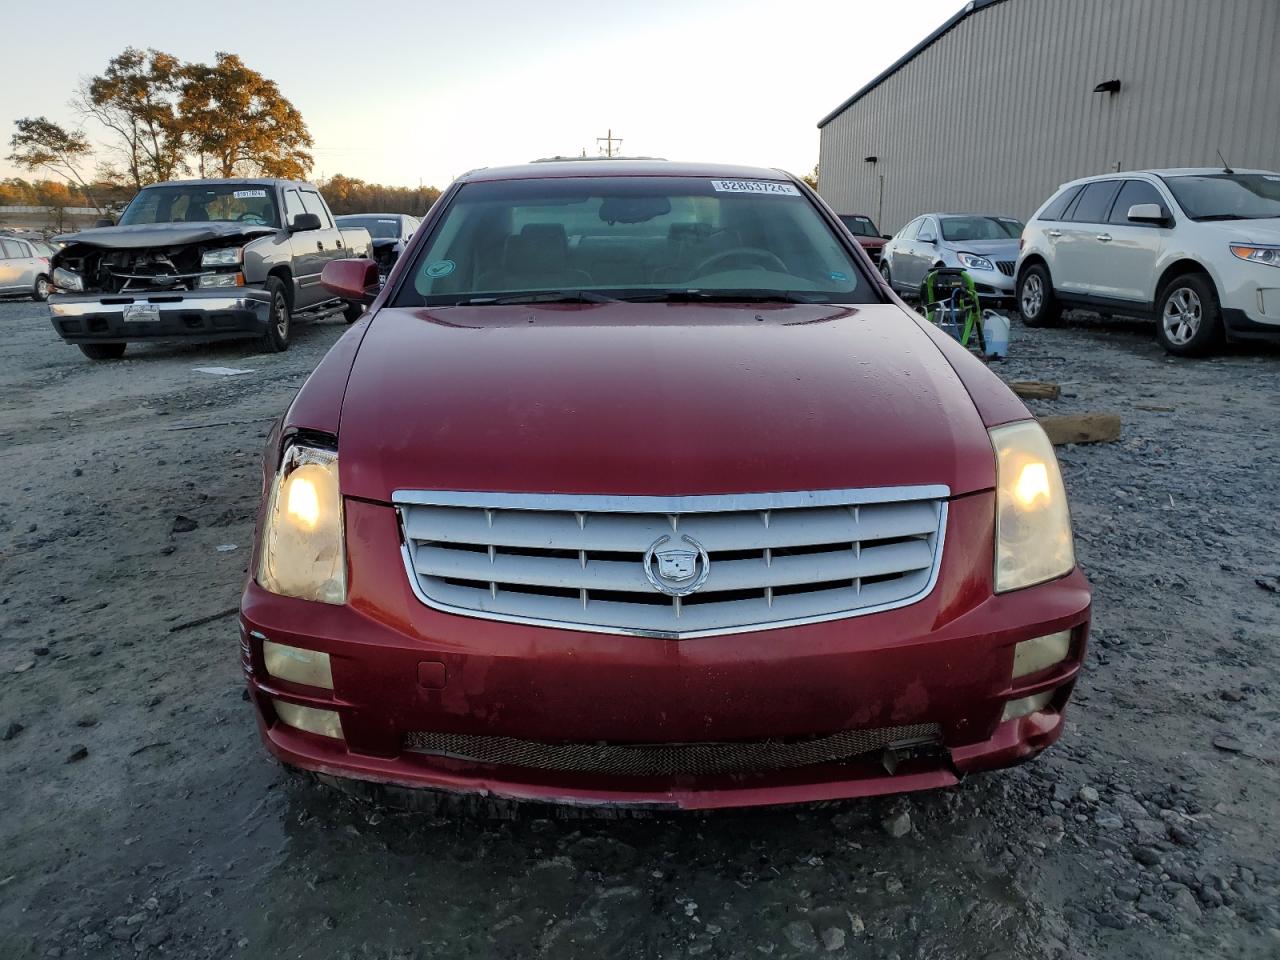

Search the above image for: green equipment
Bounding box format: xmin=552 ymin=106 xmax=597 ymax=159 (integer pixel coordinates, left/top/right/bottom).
xmin=921 ymin=267 xmax=986 ymax=353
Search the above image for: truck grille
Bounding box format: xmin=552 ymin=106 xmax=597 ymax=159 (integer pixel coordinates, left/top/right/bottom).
xmin=403 ymin=723 xmax=942 ymax=776
xmin=995 ymin=260 xmax=1016 ymax=277
xmin=395 ymin=487 xmax=947 ymax=638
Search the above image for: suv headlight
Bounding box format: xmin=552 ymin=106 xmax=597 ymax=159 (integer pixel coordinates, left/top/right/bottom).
xmin=258 ymin=442 xmax=346 ymax=604
xmin=1228 ymin=243 xmax=1280 ymax=267
xmin=958 ymin=253 xmax=995 ymax=272
xmin=201 ymin=246 xmax=243 ymax=267
xmin=990 ymin=421 xmax=1075 ymax=592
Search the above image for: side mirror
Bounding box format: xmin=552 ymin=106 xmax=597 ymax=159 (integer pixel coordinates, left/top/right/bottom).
xmin=94 ymin=218 xmax=115 ymax=228
xmin=1128 ymin=203 xmax=1170 ymax=225
xmin=921 ymin=235 xmax=937 ymax=244
xmin=290 ymin=212 xmax=323 ymax=233
xmin=321 ymin=258 xmax=380 ymax=304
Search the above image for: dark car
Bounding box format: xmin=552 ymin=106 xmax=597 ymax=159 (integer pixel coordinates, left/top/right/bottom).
xmin=241 ymin=160 xmax=1090 ymax=811
xmin=334 ymin=213 xmax=419 ymax=278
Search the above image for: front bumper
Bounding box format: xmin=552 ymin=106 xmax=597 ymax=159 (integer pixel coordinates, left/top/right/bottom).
xmin=48 ymin=288 xmax=271 ymax=344
xmin=963 ymin=266 xmax=1016 ymax=301
xmin=240 ymin=493 xmax=1091 ymax=810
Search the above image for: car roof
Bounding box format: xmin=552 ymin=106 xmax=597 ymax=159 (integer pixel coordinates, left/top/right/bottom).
xmin=1059 ymin=167 xmax=1278 ymax=189
xmin=146 ymin=177 xmax=316 ymax=189
xmin=458 ymin=159 xmax=794 ymax=184
xmin=915 ymin=212 xmax=1022 ymax=219
xmin=335 ymin=212 xmax=407 ymax=218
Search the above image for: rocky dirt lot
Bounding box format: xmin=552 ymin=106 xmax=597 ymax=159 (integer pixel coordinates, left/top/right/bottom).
xmin=0 ymin=298 xmax=1277 ymax=960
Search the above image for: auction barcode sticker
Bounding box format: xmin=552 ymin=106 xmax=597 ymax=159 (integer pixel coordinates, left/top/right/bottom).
xmin=710 ymin=180 xmax=801 ymax=196
xmin=233 ymin=189 xmax=267 ymax=199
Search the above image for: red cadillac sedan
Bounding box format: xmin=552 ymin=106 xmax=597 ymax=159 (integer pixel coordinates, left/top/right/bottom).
xmin=240 ymin=160 xmax=1090 ymax=811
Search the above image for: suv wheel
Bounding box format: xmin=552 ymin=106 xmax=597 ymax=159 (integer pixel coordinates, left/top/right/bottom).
xmin=879 ymin=259 xmax=892 ymax=288
xmin=259 ymin=278 xmax=292 ymax=352
xmin=342 ymin=301 xmax=364 ymax=323
xmin=79 ymin=343 xmax=126 ymax=361
xmin=1155 ymin=273 xmax=1222 ymax=357
xmin=33 ymin=275 xmax=50 ymax=302
xmin=1017 ymin=263 xmax=1061 ymax=327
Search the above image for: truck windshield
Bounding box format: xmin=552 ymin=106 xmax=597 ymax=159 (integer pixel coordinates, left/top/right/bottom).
xmin=118 ymin=184 xmax=280 ymax=228
xmin=337 ymin=216 xmax=400 ymax=239
xmin=396 ymin=176 xmax=874 ymax=306
xmin=1161 ymin=173 xmax=1280 ymax=221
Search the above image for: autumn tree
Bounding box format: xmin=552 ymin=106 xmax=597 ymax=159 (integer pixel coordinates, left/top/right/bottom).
xmin=6 ymin=117 xmax=105 ymax=211
xmin=178 ymin=53 xmax=313 ymax=180
xmin=77 ymin=47 xmax=184 ymax=189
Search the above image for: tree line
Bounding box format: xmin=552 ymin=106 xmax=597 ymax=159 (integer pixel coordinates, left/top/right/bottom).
xmin=5 ymin=48 xmax=439 ymax=218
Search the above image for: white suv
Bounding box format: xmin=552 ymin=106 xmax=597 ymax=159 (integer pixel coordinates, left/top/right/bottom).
xmin=1016 ymin=168 xmax=1280 ymax=356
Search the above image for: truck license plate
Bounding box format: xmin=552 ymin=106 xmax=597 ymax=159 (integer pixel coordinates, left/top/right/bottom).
xmin=123 ymin=304 xmax=161 ymax=323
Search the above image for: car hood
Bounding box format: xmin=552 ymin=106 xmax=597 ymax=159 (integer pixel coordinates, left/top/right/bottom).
xmin=338 ymin=302 xmax=998 ymax=501
xmin=53 ymin=221 xmax=275 ymax=251
xmin=944 ymin=238 xmax=1021 ymax=258
xmin=1195 ymin=217 xmax=1280 ymax=242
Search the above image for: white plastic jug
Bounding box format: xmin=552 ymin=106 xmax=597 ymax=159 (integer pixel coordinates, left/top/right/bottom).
xmin=983 ymin=310 xmax=1010 ymax=357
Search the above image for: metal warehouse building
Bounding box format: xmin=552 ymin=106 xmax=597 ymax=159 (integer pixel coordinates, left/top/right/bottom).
xmin=816 ymin=0 xmax=1280 ymax=232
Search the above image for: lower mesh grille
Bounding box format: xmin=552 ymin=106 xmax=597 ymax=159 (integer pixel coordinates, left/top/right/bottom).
xmin=403 ymin=724 xmax=942 ymax=777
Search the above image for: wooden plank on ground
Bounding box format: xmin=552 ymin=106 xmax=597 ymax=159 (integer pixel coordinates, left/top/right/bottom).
xmin=1009 ymin=380 xmax=1061 ymax=400
xmin=1037 ymin=413 xmax=1121 ymax=446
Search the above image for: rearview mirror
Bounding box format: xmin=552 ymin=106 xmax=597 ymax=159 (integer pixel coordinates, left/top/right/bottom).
xmin=1128 ymin=203 xmax=1169 ymax=225
xmin=290 ymin=212 xmax=323 ymax=233
xmin=94 ymin=218 xmax=115 ymax=228
xmin=321 ymin=258 xmax=380 ymax=304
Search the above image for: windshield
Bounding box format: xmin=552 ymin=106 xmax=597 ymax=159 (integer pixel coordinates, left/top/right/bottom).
xmin=838 ymin=215 xmax=879 ymax=237
xmin=940 ymin=216 xmax=1024 ymax=242
xmin=1161 ymin=173 xmax=1280 ymax=221
xmin=337 ymin=215 xmax=401 ymax=239
xmin=119 ymin=184 xmax=280 ymax=228
xmin=396 ymin=176 xmax=872 ymax=306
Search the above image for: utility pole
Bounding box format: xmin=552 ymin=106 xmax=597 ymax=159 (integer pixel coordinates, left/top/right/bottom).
xmin=596 ymin=128 xmax=622 ymax=158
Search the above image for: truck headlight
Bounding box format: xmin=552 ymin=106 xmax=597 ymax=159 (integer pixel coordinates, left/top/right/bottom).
xmin=52 ymin=267 xmax=84 ymax=292
xmin=258 ymin=443 xmax=346 ymax=604
xmin=201 ymin=247 xmax=243 ymax=267
xmin=958 ymin=253 xmax=995 ymax=272
xmin=990 ymin=421 xmax=1075 ymax=592
xmin=198 ymin=272 xmax=244 ymax=288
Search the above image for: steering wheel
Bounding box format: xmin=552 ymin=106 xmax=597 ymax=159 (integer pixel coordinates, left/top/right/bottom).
xmin=693 ymin=246 xmax=789 ymax=277
xmin=235 ymin=212 xmax=267 ymax=224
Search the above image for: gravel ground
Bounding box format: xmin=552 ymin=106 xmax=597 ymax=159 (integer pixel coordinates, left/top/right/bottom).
xmin=0 ymin=298 xmax=1277 ymax=960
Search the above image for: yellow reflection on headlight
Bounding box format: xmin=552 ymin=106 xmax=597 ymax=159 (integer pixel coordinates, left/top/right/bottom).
xmin=285 ymin=468 xmax=323 ymax=530
xmin=1013 ymin=462 xmax=1051 ymax=508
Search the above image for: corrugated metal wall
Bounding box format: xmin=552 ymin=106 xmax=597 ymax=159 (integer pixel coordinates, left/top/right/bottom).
xmin=817 ymin=0 xmax=1280 ymax=232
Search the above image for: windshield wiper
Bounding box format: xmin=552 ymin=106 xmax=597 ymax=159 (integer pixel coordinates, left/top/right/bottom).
xmin=456 ymin=290 xmax=619 ymax=305
xmin=620 ymin=289 xmax=824 ymax=304
xmin=1194 ymin=214 xmax=1260 ymax=221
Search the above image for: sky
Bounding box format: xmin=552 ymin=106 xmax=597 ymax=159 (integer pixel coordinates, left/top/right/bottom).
xmin=0 ymin=0 xmax=960 ymax=189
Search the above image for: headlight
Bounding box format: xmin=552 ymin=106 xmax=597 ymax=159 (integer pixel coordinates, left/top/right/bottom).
xmin=197 ymin=272 xmax=244 ymax=288
xmin=201 ymin=247 xmax=243 ymax=267
xmin=52 ymin=266 xmax=84 ymax=292
xmin=258 ymin=443 xmax=346 ymax=603
xmin=958 ymin=253 xmax=995 ymax=272
xmin=1228 ymin=243 xmax=1280 ymax=267
xmin=990 ymin=420 xmax=1075 ymax=592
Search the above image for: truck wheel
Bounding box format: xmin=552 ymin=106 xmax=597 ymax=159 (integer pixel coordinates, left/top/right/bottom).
xmin=342 ymin=301 xmax=364 ymax=323
xmin=79 ymin=343 xmax=126 ymax=361
xmin=259 ymin=278 xmax=291 ymax=353
xmin=1155 ymin=272 xmax=1222 ymax=358
xmin=1017 ymin=263 xmax=1061 ymax=327
xmin=33 ymin=275 xmax=50 ymax=302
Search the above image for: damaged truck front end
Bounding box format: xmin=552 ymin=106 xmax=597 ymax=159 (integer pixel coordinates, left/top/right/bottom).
xmin=47 ymin=179 xmax=371 ymax=359
xmin=50 ymin=223 xmax=276 ymax=359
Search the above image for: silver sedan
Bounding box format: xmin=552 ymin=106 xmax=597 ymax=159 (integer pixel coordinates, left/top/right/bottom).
xmin=0 ymin=236 xmax=54 ymax=301
xmin=879 ymin=213 xmax=1023 ymax=301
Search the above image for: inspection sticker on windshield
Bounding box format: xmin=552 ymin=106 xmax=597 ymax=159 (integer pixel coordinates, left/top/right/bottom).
xmin=232 ymin=189 xmax=267 ymax=199
xmin=710 ymin=180 xmax=801 ymax=196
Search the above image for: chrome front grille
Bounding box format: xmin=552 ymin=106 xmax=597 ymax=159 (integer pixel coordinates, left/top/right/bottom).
xmin=995 ymin=260 xmax=1016 ymax=277
xmin=395 ymin=487 xmax=947 ymax=638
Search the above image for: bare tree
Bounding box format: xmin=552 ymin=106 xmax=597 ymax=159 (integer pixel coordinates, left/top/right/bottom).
xmin=7 ymin=117 xmax=104 ymax=213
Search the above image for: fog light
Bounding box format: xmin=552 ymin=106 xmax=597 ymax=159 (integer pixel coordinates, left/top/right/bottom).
xmin=1001 ymin=689 xmax=1055 ymax=722
xmin=1011 ymin=630 xmax=1071 ymax=679
xmin=273 ymin=699 xmax=343 ymax=739
xmin=263 ymin=640 xmax=333 ymax=689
